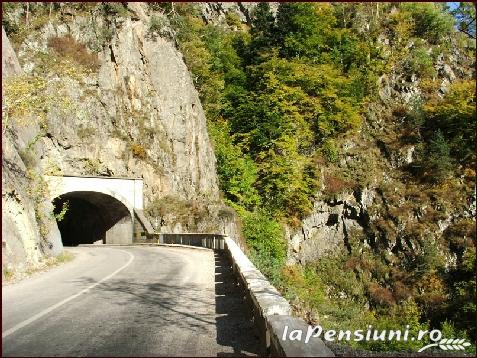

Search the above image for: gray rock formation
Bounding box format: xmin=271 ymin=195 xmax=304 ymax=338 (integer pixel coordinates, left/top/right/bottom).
xmin=199 ymin=2 xmax=279 ymax=25
xmin=2 ymin=3 xmax=238 ymax=274
xmin=2 ymin=26 xmax=62 ymax=275
xmin=2 ymin=27 xmax=22 ymax=77
xmin=286 ymin=189 xmax=375 ymax=265
xmin=15 ymin=12 xmax=220 ymax=203
xmin=200 ymin=2 xmax=252 ymax=24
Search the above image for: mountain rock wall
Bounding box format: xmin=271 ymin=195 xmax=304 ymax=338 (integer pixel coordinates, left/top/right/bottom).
xmin=2 ymin=3 xmax=239 ymax=274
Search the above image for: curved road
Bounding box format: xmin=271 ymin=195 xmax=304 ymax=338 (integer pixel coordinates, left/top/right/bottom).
xmin=2 ymin=246 xmax=260 ymax=356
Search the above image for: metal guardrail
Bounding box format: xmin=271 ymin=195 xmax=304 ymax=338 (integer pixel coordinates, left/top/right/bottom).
xmin=159 ymin=233 xmax=224 ymax=250
xmin=140 ymin=233 xmax=225 ymax=250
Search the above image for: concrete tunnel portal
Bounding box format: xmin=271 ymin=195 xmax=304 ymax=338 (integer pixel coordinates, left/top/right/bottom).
xmin=45 ymin=175 xmax=145 ymax=246
xmin=52 ymin=191 xmax=133 ymax=246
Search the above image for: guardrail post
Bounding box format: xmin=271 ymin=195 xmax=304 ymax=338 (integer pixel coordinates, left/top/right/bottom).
xmin=159 ymin=233 xmax=227 ymax=251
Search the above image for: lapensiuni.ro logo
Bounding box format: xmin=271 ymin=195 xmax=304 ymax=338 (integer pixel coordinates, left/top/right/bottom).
xmin=281 ymin=325 xmax=472 ymax=352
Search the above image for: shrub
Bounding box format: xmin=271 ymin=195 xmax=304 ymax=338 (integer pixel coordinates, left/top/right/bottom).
xmin=225 ymin=11 xmax=242 ymax=28
xmin=52 ymin=201 xmax=69 ymax=222
xmin=147 ymin=195 xmax=190 ymax=219
xmin=93 ymin=26 xmax=115 ymax=50
xmin=323 ymin=174 xmax=354 ymax=196
xmin=406 ymin=43 xmax=436 ymax=78
xmin=321 ymin=139 xmax=339 ymax=163
xmin=420 ymin=130 xmax=454 ymax=182
xmin=84 ymin=158 xmax=101 ymax=174
xmin=392 ymin=281 xmax=412 ymax=302
xmin=26 ymin=170 xmax=51 ymax=241
xmin=148 ymin=3 xmax=173 ymax=13
xmin=145 ymin=195 xmax=208 ymax=231
xmin=361 ymin=298 xmax=430 ymax=351
xmin=315 ymin=253 xmax=367 ymax=300
xmin=101 ymin=2 xmax=130 ymax=18
xmin=129 ymin=143 xmax=147 ymax=159
xmin=243 ymin=210 xmax=285 ymax=259
xmin=217 ymin=206 xmax=236 ymax=221
xmin=2 ymin=3 xmax=20 ymax=37
xmin=242 ymin=209 xmax=286 ymax=281
xmin=48 ymin=35 xmax=100 ymax=70
xmin=369 ymin=282 xmax=396 ymax=307
xmin=149 ymin=15 xmax=168 ymax=36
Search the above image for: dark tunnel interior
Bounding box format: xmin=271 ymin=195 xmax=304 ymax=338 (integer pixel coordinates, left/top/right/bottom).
xmin=52 ymin=191 xmax=131 ymax=246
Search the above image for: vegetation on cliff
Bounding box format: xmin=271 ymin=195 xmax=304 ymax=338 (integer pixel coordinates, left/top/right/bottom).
xmin=157 ymin=2 xmax=475 ymax=350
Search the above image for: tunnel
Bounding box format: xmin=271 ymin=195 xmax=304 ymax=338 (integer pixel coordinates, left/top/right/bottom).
xmin=52 ymin=191 xmax=133 ymax=246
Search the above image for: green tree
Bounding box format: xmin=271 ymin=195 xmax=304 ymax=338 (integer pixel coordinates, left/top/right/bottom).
xmin=401 ymin=2 xmax=455 ymax=44
xmin=209 ymin=120 xmax=260 ymax=209
xmin=444 ymin=247 xmax=476 ymax=340
xmin=424 ymin=80 xmax=476 ymax=166
xmin=451 ymin=2 xmax=476 ymax=39
xmin=422 ymin=130 xmax=454 ymax=182
xmin=248 ymin=2 xmax=277 ymax=64
xmin=276 ymin=2 xmax=337 ymax=60
xmin=256 ymin=133 xmax=317 ymax=219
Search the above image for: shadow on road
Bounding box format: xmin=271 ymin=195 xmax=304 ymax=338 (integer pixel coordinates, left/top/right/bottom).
xmin=70 ymin=276 xmax=217 ymax=333
xmin=214 ymin=251 xmax=261 ymax=357
xmin=68 ymin=250 xmax=260 ymax=356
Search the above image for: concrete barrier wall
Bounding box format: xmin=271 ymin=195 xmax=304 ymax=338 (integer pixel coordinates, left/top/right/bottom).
xmin=223 ymin=236 xmax=290 ymax=355
xmin=222 ymin=236 xmax=334 ymax=357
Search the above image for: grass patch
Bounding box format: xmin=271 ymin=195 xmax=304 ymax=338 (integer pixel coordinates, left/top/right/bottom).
xmin=129 ymin=143 xmax=147 ymax=159
xmin=3 ymin=250 xmax=75 ymax=283
xmin=3 ymin=268 xmax=14 ymax=281
xmin=146 ymin=195 xmax=209 ymax=231
xmin=48 ymin=35 xmax=100 ymax=71
xmin=52 ymin=250 xmax=75 ymax=264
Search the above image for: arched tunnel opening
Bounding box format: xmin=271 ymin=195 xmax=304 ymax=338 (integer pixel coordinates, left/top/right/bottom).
xmin=52 ymin=191 xmax=132 ymax=246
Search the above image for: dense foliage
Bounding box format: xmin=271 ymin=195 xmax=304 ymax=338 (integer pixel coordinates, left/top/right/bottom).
xmin=160 ymin=3 xmax=475 ymax=351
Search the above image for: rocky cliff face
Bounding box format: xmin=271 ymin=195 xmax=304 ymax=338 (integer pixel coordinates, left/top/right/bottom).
xmin=175 ymin=2 xmax=475 ymax=270
xmin=286 ymin=189 xmax=373 ymax=264
xmin=198 ymin=2 xmax=278 ymax=25
xmin=3 ymin=26 xmax=62 ymax=274
xmin=2 ymin=3 xmax=238 ymax=274
xmin=285 ymin=28 xmax=475 ymax=266
xmin=16 ymin=7 xmax=220 ymax=202
xmin=287 ymin=140 xmax=476 ymax=266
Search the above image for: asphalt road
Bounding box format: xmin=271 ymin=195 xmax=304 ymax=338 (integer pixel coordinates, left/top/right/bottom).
xmin=2 ymin=246 xmax=260 ymax=356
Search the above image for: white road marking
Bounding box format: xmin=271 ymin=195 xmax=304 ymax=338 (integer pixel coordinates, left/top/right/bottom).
xmin=2 ymin=249 xmax=135 ymax=338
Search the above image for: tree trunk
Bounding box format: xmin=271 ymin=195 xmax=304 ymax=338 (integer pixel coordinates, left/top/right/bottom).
xmin=25 ymin=2 xmax=30 ymax=27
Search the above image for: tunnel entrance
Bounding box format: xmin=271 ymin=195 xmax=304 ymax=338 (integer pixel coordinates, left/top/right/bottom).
xmin=52 ymin=191 xmax=133 ymax=246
